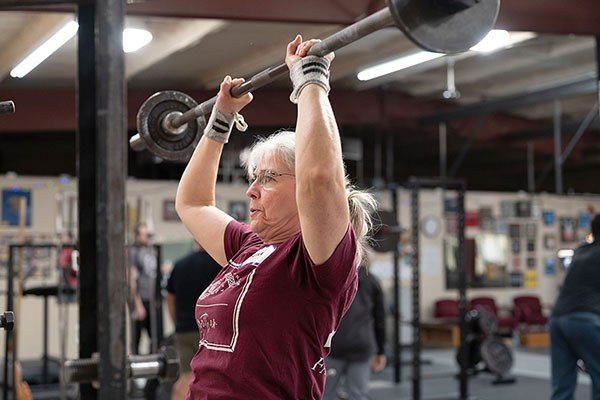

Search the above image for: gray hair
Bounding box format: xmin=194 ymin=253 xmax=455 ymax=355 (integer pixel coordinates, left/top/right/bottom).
xmin=242 ymin=130 xmax=377 ymax=264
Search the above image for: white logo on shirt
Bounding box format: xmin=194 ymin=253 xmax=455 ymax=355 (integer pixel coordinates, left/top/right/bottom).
xmin=311 ymin=357 xmax=326 ymax=375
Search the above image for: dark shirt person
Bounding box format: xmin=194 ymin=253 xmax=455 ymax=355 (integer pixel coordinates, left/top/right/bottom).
xmin=323 ymin=266 xmax=386 ymax=400
xmin=550 ymin=214 xmax=600 ymax=400
xmin=166 ymin=245 xmax=221 ymax=400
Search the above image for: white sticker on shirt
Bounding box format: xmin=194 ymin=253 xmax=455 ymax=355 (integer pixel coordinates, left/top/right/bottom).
xmin=229 ymin=245 xmax=276 ymax=269
xmin=324 ymin=330 xmax=336 ymax=348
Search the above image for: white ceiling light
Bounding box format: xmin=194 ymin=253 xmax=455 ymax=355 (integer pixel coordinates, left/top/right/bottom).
xmin=123 ymin=28 xmax=153 ymax=53
xmin=10 ymin=20 xmax=79 ymax=79
xmin=11 ymin=23 xmax=153 ymax=79
xmin=469 ymin=29 xmax=511 ymax=53
xmin=357 ymin=30 xmax=536 ymax=82
xmin=357 ymin=51 xmax=444 ymax=81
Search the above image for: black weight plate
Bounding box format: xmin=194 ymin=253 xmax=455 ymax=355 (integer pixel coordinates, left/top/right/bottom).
xmin=481 ymin=337 xmax=513 ymax=375
xmin=137 ymin=91 xmax=206 ymax=162
xmin=370 ymin=210 xmax=401 ymax=253
xmin=387 ymin=0 xmax=500 ymax=54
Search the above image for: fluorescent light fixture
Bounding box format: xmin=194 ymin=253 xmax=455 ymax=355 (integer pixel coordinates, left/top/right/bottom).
xmin=123 ymin=28 xmax=153 ymax=53
xmin=357 ymin=30 xmax=536 ymax=82
xmin=557 ymin=249 xmax=574 ymax=258
xmin=470 ymin=29 xmax=511 ymax=53
xmin=357 ymin=51 xmax=444 ymax=81
xmin=10 ymin=20 xmax=79 ymax=79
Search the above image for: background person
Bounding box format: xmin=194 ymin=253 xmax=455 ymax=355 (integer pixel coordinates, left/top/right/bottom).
xmin=550 ymin=214 xmax=600 ymax=400
xmin=323 ymin=264 xmax=386 ymax=400
xmin=166 ymin=243 xmax=221 ymax=400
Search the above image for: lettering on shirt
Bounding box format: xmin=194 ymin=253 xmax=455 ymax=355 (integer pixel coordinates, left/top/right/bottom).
xmin=311 ymin=357 xmax=326 ymax=375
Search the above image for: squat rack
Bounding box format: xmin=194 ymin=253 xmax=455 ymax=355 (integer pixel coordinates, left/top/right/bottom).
xmin=407 ymin=177 xmax=468 ymax=400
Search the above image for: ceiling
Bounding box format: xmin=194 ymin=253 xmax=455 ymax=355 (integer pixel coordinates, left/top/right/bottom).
xmin=0 ymin=0 xmax=599 ymax=193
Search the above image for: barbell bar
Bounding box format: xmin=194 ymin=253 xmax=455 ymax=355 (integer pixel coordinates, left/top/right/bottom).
xmin=131 ymin=0 xmax=500 ymax=161
xmin=64 ymin=346 xmax=180 ymax=384
xmin=0 ymin=101 xmax=15 ymax=115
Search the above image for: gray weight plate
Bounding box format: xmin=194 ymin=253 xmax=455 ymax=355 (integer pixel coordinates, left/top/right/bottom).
xmin=136 ymin=91 xmax=206 ymax=162
xmin=387 ymin=0 xmax=500 ymax=54
xmin=481 ymin=337 xmax=513 ymax=375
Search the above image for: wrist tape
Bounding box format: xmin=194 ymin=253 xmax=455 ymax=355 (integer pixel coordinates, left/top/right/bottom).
xmin=289 ymin=55 xmax=331 ymax=104
xmin=203 ymin=106 xmax=248 ymax=144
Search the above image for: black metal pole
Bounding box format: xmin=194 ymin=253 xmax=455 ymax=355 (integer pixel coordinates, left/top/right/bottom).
xmin=410 ymin=182 xmax=421 ymax=400
xmin=77 ymin=2 xmax=99 ymax=398
xmin=4 ymin=247 xmax=15 ymax=400
xmin=457 ymin=184 xmax=469 ymax=400
xmin=392 ymin=188 xmax=401 ymax=383
xmin=95 ymin=0 xmax=127 ymax=398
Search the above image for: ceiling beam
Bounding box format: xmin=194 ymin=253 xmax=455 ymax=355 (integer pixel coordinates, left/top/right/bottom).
xmin=126 ymin=19 xmax=227 ymax=80
xmin=6 ymin=0 xmax=600 ymax=35
xmin=407 ymin=36 xmax=594 ymax=97
xmin=419 ymin=73 xmax=598 ymax=125
xmin=0 ymin=12 xmax=71 ymax=82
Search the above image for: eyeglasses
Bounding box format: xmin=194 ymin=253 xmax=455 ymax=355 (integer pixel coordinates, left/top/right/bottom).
xmin=248 ymin=169 xmax=295 ymax=188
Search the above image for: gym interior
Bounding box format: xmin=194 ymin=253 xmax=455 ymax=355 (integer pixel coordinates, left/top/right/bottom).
xmin=0 ymin=1 xmax=599 ymax=399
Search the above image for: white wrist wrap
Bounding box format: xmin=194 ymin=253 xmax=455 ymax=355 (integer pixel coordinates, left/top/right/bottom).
xmin=289 ymin=55 xmax=331 ymax=104
xmin=203 ymin=106 xmax=248 ymax=144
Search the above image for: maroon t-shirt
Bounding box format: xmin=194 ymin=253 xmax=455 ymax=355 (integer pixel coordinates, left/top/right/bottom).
xmin=186 ymin=220 xmax=358 ymax=400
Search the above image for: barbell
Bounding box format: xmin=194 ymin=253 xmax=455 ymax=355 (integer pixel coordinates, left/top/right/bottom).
xmin=0 ymin=101 xmax=15 ymax=116
xmin=130 ymin=0 xmax=500 ymax=161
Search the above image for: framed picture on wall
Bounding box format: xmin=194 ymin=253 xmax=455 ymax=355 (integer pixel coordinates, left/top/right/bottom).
xmin=543 ymin=234 xmax=557 ymax=250
xmin=527 ymin=239 xmax=536 ymax=252
xmin=509 ymin=272 xmax=523 ymax=287
xmin=509 ymin=224 xmax=521 ymax=238
xmin=162 ymin=199 xmax=179 ymax=221
xmin=526 ymin=257 xmax=536 ymax=269
xmin=525 ymin=223 xmax=537 ymax=238
xmin=516 ymin=200 xmax=532 ymax=217
xmin=560 ymin=218 xmax=578 ymax=242
xmin=543 ymin=210 xmax=555 ymax=225
xmin=1 ymin=189 xmax=32 ymax=226
xmin=229 ymin=201 xmax=248 ymax=222
xmin=500 ymin=201 xmax=515 ymax=218
xmin=511 ymin=239 xmax=521 ymax=254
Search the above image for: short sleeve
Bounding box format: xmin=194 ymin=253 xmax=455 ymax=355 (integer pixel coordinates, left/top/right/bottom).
xmin=291 ymin=224 xmax=358 ymax=298
xmin=223 ymin=220 xmax=259 ymax=260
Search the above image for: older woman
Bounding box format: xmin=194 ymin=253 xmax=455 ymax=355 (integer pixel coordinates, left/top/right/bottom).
xmin=175 ymin=35 xmax=377 ymax=399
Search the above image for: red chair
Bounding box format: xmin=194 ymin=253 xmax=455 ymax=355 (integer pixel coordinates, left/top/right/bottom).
xmin=469 ymin=297 xmax=516 ymax=332
xmin=513 ymin=296 xmax=548 ymax=327
xmin=434 ymin=299 xmax=459 ymax=319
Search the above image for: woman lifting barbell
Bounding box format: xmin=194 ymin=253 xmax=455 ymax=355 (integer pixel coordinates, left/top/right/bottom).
xmin=175 ymin=36 xmax=377 ymax=399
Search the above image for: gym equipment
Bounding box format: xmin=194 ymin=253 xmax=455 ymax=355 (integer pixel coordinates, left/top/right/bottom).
xmin=132 ymin=91 xmax=205 ymax=161
xmin=409 ymin=177 xmax=469 ymax=400
xmin=64 ymin=346 xmax=180 ymax=384
xmin=131 ymin=0 xmax=499 ymax=161
xmin=0 ymin=100 xmax=15 ymax=115
xmin=0 ymin=312 xmax=14 ymax=331
xmin=456 ymin=308 xmax=516 ymax=385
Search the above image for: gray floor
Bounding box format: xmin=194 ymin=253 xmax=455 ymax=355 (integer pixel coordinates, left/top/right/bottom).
xmin=366 ymin=348 xmax=593 ymax=400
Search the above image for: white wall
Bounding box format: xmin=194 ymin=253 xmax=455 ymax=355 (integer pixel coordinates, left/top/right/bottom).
xmin=1 ymin=175 xmax=598 ymax=357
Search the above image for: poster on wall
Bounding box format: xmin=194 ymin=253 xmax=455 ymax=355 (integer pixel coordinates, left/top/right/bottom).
xmin=579 ymin=212 xmax=590 ymax=230
xmin=526 ymin=257 xmax=536 ymax=269
xmin=512 ymin=255 xmax=521 ymax=270
xmin=1 ymin=189 xmax=32 ymax=226
xmin=509 ymin=272 xmax=523 ymax=287
xmin=544 ymin=234 xmax=557 ymax=250
xmin=542 ymin=210 xmax=555 ymax=226
xmin=229 ymin=201 xmax=248 ymax=222
xmin=560 ymin=218 xmax=578 ymax=242
xmin=466 ymin=211 xmax=480 ymax=227
xmin=544 ymin=257 xmax=556 ymax=275
xmin=516 ymin=200 xmax=532 ymax=218
xmin=524 ymin=269 xmax=538 ymax=288
xmin=479 ymin=207 xmax=494 ymax=231
xmin=511 ymin=239 xmax=521 ymax=254
xmin=162 ymin=199 xmax=179 ymax=221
